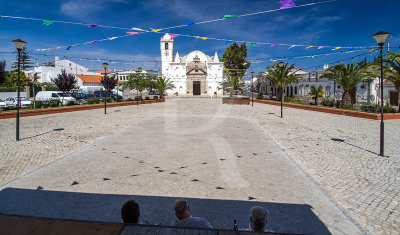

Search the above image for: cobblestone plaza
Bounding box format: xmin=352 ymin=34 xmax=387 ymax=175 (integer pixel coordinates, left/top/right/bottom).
xmin=0 ymin=98 xmax=399 ymax=234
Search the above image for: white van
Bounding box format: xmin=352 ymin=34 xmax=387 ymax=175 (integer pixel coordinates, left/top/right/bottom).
xmin=35 ymin=91 xmax=76 ymax=105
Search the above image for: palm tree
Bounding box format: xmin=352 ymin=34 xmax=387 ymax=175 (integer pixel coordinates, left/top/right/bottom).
xmin=219 ymin=74 xmax=246 ymax=97
xmin=264 ymin=63 xmax=301 ymax=101
xmin=384 ymin=53 xmax=400 ymax=111
xmin=155 ymin=77 xmax=175 ymax=99
xmin=309 ymin=86 xmax=325 ymax=105
xmin=321 ymin=63 xmax=371 ymax=108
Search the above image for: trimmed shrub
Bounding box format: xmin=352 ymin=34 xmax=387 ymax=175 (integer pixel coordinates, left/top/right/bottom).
xmin=105 ymin=97 xmax=113 ymax=103
xmin=321 ymin=98 xmax=336 ymax=107
xmin=87 ymin=98 xmax=100 ymax=104
xmin=145 ymin=96 xmax=150 ymax=100
xmin=256 ymin=93 xmax=264 ymax=100
xmin=134 ymin=96 xmax=142 ymax=101
xmin=0 ymin=87 xmax=17 ymax=92
xmin=361 ymin=103 xmax=396 ymax=113
xmin=153 ymin=96 xmax=158 ymax=100
xmin=125 ymin=98 xmax=134 ymax=102
xmin=48 ymin=99 xmax=60 ymax=107
xmin=66 ymin=101 xmax=76 ymax=106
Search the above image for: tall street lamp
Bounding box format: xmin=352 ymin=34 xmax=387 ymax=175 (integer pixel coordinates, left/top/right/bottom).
xmin=251 ymin=71 xmax=255 ymax=106
xmin=372 ymin=30 xmax=390 ymax=157
xmin=278 ymin=61 xmax=285 ymax=118
xmin=12 ymin=39 xmax=27 ymax=141
xmin=102 ymin=62 xmax=109 ymax=115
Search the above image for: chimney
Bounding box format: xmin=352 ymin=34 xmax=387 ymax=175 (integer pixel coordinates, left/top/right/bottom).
xmin=323 ymin=64 xmax=329 ymax=70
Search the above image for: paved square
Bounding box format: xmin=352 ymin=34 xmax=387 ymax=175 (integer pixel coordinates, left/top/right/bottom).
xmin=0 ymin=98 xmax=399 ymax=234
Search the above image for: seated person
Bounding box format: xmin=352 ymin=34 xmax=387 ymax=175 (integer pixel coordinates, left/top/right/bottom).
xmin=121 ymin=200 xmax=141 ymax=224
xmin=241 ymin=206 xmax=272 ymax=232
xmin=173 ymin=200 xmax=213 ymax=229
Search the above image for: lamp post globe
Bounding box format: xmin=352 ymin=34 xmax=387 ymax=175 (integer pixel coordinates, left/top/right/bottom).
xmin=372 ymin=31 xmax=390 ymax=157
xmin=11 ymin=39 xmax=27 ymax=141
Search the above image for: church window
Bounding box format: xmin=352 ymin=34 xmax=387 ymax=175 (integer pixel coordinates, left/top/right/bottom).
xmin=165 ymin=43 xmax=168 ymax=50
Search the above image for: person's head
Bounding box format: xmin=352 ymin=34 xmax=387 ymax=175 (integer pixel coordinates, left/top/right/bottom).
xmin=174 ymin=199 xmax=191 ymax=220
xmin=121 ymin=200 xmax=140 ymax=223
xmin=249 ymin=206 xmax=268 ymax=232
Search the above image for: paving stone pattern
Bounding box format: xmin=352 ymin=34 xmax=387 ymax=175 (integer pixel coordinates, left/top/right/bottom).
xmin=0 ymin=98 xmax=399 ymax=234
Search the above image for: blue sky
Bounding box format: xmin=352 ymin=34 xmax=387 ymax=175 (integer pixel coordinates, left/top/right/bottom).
xmin=0 ymin=0 xmax=399 ymax=79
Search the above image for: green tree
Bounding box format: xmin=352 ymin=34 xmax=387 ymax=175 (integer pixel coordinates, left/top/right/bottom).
xmin=309 ymin=86 xmax=325 ymax=105
xmin=12 ymin=47 xmax=34 ymax=71
xmin=0 ymin=60 xmax=6 ymax=85
xmin=221 ymin=42 xmax=251 ymax=95
xmin=121 ymin=73 xmax=149 ymax=98
xmin=385 ymin=53 xmax=400 ymax=110
xmin=154 ymin=77 xmax=175 ymax=99
xmin=4 ymin=71 xmax=32 ymax=88
xmin=264 ymin=63 xmax=301 ymax=101
xmin=219 ymin=74 xmax=246 ymax=96
xmin=322 ymin=63 xmax=371 ymax=108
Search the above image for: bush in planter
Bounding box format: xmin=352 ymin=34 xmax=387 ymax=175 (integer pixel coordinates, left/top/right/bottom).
xmin=361 ymin=103 xmax=396 ymax=113
xmin=321 ymin=98 xmax=335 ymax=107
xmin=145 ymin=96 xmax=150 ymax=100
xmin=66 ymin=101 xmax=76 ymax=106
xmin=256 ymin=93 xmax=264 ymax=100
xmin=125 ymin=98 xmax=134 ymax=102
xmin=48 ymin=99 xmax=60 ymax=107
xmin=153 ymin=96 xmax=159 ymax=100
xmin=134 ymin=96 xmax=142 ymax=101
xmin=87 ymin=98 xmax=100 ymax=104
xmin=105 ymin=97 xmax=113 ymax=103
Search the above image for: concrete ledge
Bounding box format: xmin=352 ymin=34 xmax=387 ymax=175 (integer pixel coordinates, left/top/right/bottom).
xmin=222 ymin=97 xmax=250 ymax=105
xmin=0 ymin=99 xmax=165 ymax=120
xmin=254 ymin=99 xmax=400 ymax=120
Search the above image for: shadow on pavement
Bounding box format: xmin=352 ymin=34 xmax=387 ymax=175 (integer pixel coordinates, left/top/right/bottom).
xmin=0 ymin=187 xmax=331 ymax=234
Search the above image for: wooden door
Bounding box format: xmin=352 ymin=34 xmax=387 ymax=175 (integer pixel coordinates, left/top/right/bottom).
xmin=193 ymin=81 xmax=201 ymax=95
xmin=390 ymin=91 xmax=399 ymax=106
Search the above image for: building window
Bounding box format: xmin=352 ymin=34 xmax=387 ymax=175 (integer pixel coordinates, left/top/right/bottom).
xmin=165 ymin=43 xmax=168 ymax=50
xmin=295 ymin=86 xmax=298 ymax=95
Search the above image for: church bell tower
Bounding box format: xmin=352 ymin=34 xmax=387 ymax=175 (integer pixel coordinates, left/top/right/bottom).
xmin=160 ymin=34 xmax=174 ymax=76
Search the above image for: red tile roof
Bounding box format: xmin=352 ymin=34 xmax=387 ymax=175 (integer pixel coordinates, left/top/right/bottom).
xmin=76 ymin=74 xmax=102 ymax=83
xmin=76 ymin=74 xmax=124 ymax=84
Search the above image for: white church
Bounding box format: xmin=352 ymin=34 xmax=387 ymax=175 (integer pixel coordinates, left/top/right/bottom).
xmin=160 ymin=33 xmax=224 ymax=96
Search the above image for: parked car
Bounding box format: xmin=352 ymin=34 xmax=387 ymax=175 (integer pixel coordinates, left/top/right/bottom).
xmin=67 ymin=92 xmax=87 ymax=104
xmin=148 ymin=90 xmax=160 ymax=95
xmin=5 ymin=97 xmax=32 ymax=107
xmin=0 ymin=99 xmax=6 ymax=109
xmin=93 ymin=91 xmax=123 ymax=101
xmin=35 ymin=91 xmax=76 ymax=105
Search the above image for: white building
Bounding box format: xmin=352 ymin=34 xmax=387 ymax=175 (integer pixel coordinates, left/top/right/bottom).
xmin=25 ymin=56 xmax=89 ymax=84
xmin=256 ymin=64 xmax=397 ymax=106
xmin=160 ymin=33 xmax=224 ymax=95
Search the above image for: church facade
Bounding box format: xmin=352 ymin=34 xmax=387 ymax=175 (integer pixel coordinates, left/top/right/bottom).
xmin=160 ymin=33 xmax=224 ymax=96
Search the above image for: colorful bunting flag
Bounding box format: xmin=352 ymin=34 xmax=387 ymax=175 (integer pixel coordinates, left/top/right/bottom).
xmin=318 ymin=46 xmax=326 ymax=49
xmin=306 ymin=46 xmax=315 ymax=49
xmin=42 ymin=20 xmax=54 ymax=26
xmin=248 ymin=42 xmax=256 ymax=46
xmin=77 ymin=43 xmax=83 ymax=46
xmin=89 ymin=25 xmax=102 ymax=27
xmin=368 ymin=48 xmax=374 ymax=53
xmin=131 ymin=27 xmax=146 ymax=31
xmin=151 ymin=28 xmax=163 ymax=32
xmin=183 ymin=20 xmax=195 ymax=25
xmin=280 ymin=0 xmax=296 ymax=9
xmin=221 ymin=15 xmax=238 ymax=19
xmin=108 ymin=37 xmax=118 ymax=40
xmin=56 ymin=47 xmax=61 ymax=49
xmin=127 ymin=32 xmax=139 ymax=35
xmin=91 ymin=40 xmax=98 ymax=44
xmin=170 ymin=34 xmax=179 ymax=39
xmin=332 ymin=47 xmax=341 ymax=51
xmin=288 ymin=45 xmax=297 ymax=49
xmin=195 ymin=36 xmax=208 ymax=40
xmin=270 ymin=44 xmax=277 ymax=47
xmin=66 ymin=46 xmax=72 ymax=50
